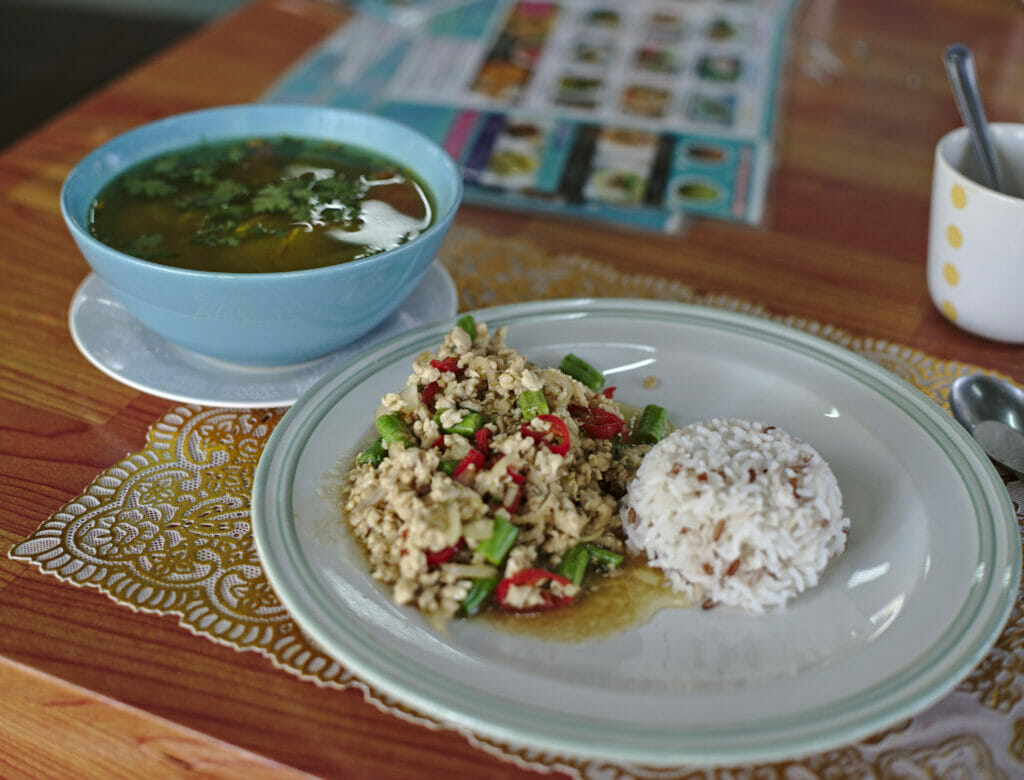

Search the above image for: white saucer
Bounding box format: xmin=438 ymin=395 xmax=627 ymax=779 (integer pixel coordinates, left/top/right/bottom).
xmin=68 ymin=261 xmax=458 ymax=408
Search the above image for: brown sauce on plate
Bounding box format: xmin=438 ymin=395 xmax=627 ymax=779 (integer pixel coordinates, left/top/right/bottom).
xmin=480 ymin=554 xmax=695 ymax=641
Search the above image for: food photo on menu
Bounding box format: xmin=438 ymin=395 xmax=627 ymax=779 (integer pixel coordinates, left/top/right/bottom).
xmin=265 ymin=0 xmax=795 ymax=230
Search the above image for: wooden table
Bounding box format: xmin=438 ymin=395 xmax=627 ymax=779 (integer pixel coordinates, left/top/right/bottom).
xmin=3 ymin=0 xmax=1024 ymax=776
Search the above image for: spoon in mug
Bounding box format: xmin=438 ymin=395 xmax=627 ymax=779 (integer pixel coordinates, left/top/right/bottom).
xmin=944 ymin=43 xmax=1005 ymax=193
xmin=949 ymin=374 xmax=1024 ymax=477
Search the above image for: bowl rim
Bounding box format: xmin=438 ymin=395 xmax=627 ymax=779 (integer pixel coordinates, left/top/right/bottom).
xmin=60 ymin=103 xmax=464 ymax=280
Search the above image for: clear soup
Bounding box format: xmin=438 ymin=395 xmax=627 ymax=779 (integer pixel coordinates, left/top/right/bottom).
xmin=89 ymin=135 xmax=434 ymax=273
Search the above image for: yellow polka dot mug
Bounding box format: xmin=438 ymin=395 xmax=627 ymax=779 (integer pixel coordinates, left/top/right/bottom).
xmin=928 ymin=123 xmax=1024 ymax=342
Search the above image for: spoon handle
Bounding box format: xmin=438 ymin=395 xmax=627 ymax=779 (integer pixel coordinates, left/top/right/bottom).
xmin=944 ymin=43 xmax=1005 ymax=193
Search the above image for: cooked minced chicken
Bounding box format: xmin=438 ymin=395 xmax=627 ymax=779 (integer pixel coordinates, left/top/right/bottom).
xmin=342 ymin=318 xmax=653 ymax=620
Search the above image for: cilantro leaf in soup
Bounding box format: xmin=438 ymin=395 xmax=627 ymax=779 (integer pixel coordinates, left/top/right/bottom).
xmin=121 ymin=232 xmax=179 ymax=262
xmin=151 ymin=155 xmax=180 ymax=174
xmin=250 ymin=182 xmax=297 ymax=214
xmin=123 ymin=177 xmax=176 ymax=198
xmin=131 ymin=233 xmax=164 ymax=250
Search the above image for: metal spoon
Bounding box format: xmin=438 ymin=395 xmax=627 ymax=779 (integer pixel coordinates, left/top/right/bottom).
xmin=944 ymin=43 xmax=1005 ymax=192
xmin=949 ymin=374 xmax=1024 ymax=477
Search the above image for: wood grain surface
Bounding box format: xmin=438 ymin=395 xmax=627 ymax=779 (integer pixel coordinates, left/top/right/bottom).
xmin=4 ymin=0 xmax=1024 ymax=777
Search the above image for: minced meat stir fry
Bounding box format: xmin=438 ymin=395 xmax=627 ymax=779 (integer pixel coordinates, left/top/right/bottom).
xmin=342 ymin=315 xmax=668 ymax=620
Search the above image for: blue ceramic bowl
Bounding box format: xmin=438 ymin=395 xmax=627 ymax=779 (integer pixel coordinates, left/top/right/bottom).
xmin=61 ymin=104 xmax=462 ymax=366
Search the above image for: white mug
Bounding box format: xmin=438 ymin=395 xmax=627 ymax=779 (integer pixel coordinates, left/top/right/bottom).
xmin=927 ymin=123 xmax=1024 ymax=342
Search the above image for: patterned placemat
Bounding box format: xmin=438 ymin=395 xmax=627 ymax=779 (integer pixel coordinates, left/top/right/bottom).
xmin=10 ymin=226 xmax=1024 ymax=777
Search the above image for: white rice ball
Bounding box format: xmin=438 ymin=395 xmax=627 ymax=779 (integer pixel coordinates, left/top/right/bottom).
xmin=621 ymin=418 xmax=849 ymax=613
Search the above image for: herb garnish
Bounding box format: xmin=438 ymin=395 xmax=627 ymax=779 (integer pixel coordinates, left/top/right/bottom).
xmin=123 ymin=232 xmax=179 ymax=262
xmin=111 ymin=138 xmax=374 ymax=250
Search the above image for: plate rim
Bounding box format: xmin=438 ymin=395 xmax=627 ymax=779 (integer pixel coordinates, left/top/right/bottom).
xmin=67 ymin=260 xmax=458 ymax=408
xmin=252 ymin=297 xmax=1020 ymax=766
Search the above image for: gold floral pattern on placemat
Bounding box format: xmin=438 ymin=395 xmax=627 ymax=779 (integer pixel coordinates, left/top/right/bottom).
xmin=10 ymin=225 xmax=1024 ymax=778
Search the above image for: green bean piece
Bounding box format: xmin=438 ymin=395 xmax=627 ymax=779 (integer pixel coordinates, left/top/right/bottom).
xmin=559 ymin=353 xmax=605 ymax=391
xmin=356 ymin=437 xmax=387 ymax=467
xmin=477 ymin=512 xmax=519 ymax=566
xmin=456 ymin=314 xmax=477 ymax=339
xmin=556 ymin=544 xmax=591 ymax=586
xmin=517 ymin=389 xmax=549 ymax=421
xmin=584 ymin=543 xmax=624 ymax=569
xmin=438 ymin=459 xmax=459 ymax=476
xmin=447 ymin=411 xmax=486 ymax=437
xmin=631 ymin=404 xmax=668 ymax=445
xmin=461 ymin=576 xmax=499 ymax=617
xmin=375 ymin=413 xmax=416 ymax=447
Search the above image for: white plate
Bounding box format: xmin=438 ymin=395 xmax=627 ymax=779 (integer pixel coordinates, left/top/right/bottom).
xmin=252 ymin=299 xmax=1019 ymax=766
xmin=68 ymin=261 xmax=457 ymax=407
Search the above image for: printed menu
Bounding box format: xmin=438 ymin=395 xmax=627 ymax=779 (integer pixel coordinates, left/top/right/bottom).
xmin=264 ymin=0 xmax=798 ymax=231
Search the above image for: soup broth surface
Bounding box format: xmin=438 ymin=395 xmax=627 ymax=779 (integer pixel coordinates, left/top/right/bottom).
xmin=89 ymin=136 xmax=434 ymax=273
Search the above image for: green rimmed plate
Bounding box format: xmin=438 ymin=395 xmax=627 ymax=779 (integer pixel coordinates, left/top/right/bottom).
xmin=252 ymin=298 xmax=1019 ymax=766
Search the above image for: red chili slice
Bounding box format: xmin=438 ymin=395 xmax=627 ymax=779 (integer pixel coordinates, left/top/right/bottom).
xmin=569 ymin=404 xmax=625 ymax=439
xmin=430 ymin=356 xmax=460 ymax=373
xmin=503 ymin=467 xmax=525 ymax=514
xmin=496 ymin=568 xmax=575 ymax=613
xmin=580 ymin=407 xmax=625 ymax=439
xmin=520 ymin=413 xmax=570 ymax=455
xmin=452 ymin=448 xmax=484 ymax=483
xmin=583 ymin=422 xmax=622 ymax=439
xmin=600 ymin=386 xmax=617 ymax=399
xmin=421 ymin=381 xmax=440 ymax=409
xmin=474 ymin=427 xmax=491 ymax=453
xmin=425 ymin=538 xmax=463 ymax=565
xmin=504 ymin=486 xmax=522 ymax=515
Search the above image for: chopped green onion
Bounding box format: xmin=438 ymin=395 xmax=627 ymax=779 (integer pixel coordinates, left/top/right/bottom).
xmin=438 ymin=459 xmax=459 ymax=476
xmin=448 ymin=411 xmax=486 ymax=437
xmin=559 ymin=353 xmax=605 ymax=391
xmin=584 ymin=543 xmax=624 ymax=569
xmin=631 ymin=404 xmax=668 ymax=445
xmin=456 ymin=314 xmax=477 ymax=339
xmin=477 ymin=511 xmax=519 ymax=566
xmin=375 ymin=413 xmax=416 ymax=447
xmin=556 ymin=544 xmax=591 ymax=585
xmin=517 ymin=389 xmax=549 ymax=421
xmin=461 ymin=576 xmax=498 ymax=616
xmin=554 ymin=543 xmax=623 ymax=589
xmin=356 ymin=437 xmax=387 ymax=467
xmin=435 ymin=407 xmax=486 ymax=437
